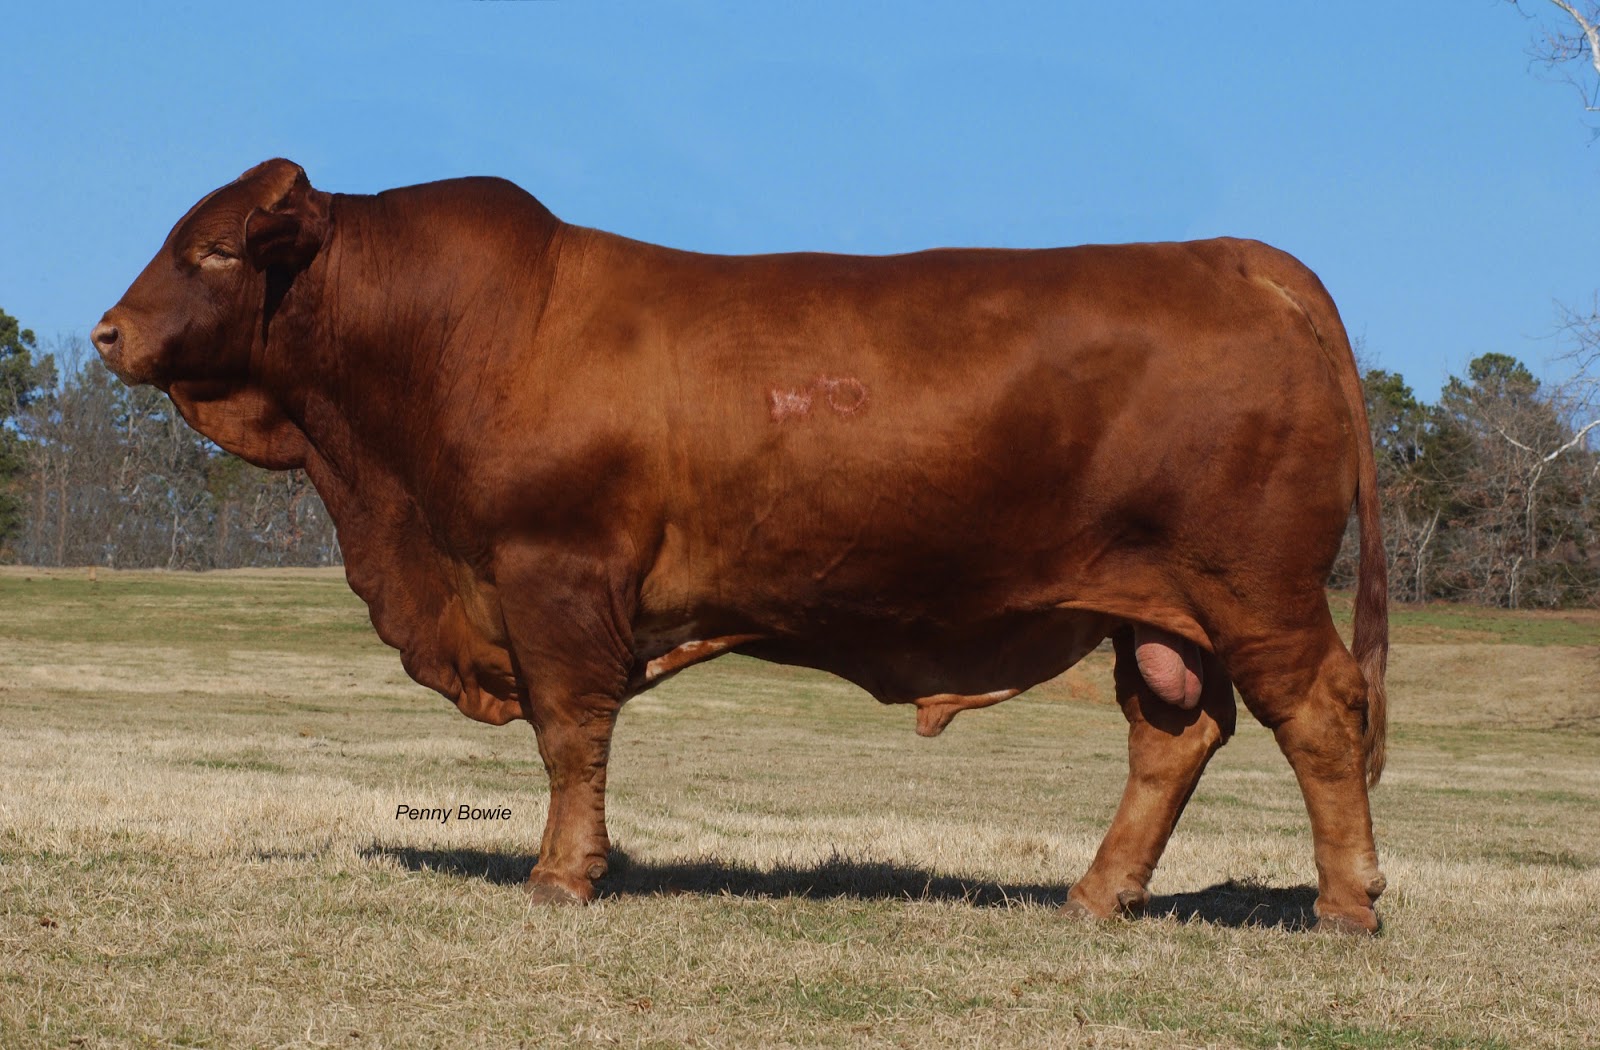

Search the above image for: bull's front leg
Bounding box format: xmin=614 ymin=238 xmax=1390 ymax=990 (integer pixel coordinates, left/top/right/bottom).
xmin=497 ymin=545 xmax=636 ymax=905
xmin=524 ymin=687 xmax=622 ymax=904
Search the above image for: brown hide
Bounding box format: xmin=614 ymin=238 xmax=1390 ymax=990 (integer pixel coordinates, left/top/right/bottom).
xmin=94 ymin=160 xmax=1390 ymax=929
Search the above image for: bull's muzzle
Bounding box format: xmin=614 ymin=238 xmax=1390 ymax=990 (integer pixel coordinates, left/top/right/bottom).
xmin=91 ymin=315 xmax=145 ymax=383
xmin=92 ymin=318 xmax=122 ymax=361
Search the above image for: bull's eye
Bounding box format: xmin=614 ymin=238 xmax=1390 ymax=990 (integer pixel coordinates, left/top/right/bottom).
xmin=199 ymin=246 xmax=240 ymax=268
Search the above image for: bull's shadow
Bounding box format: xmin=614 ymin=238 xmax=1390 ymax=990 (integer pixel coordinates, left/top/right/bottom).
xmin=362 ymin=845 xmax=1317 ymax=930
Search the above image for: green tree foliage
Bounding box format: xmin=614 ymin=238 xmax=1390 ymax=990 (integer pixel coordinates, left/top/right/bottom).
xmin=0 ymin=308 xmax=58 ymax=556
xmin=1363 ymin=368 xmax=1431 ymax=473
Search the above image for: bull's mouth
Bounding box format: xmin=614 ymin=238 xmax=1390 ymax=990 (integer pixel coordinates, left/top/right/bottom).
xmin=95 ymin=346 xmax=132 ymax=383
xmin=96 ymin=347 xmax=159 ymax=387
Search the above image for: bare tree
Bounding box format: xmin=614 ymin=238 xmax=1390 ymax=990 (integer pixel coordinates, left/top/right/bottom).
xmin=1332 ymin=367 xmax=1448 ymax=603
xmin=17 ymin=342 xmax=340 ymax=569
xmin=1337 ymin=354 xmax=1600 ymax=608
xmin=1510 ymin=0 xmax=1600 ymax=379
xmin=1554 ymin=294 xmax=1600 ymax=384
xmin=1507 ymin=2 xmax=1600 ymax=565
xmin=1429 ymin=355 xmax=1598 ymax=607
xmin=1513 ymin=0 xmax=1600 ymax=111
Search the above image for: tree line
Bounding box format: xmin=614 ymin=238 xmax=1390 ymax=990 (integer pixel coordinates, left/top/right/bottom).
xmin=2 ymin=306 xmax=1598 ymax=606
xmin=1328 ymin=351 xmax=1598 ymax=608
xmin=1 ymin=311 xmax=338 ymax=570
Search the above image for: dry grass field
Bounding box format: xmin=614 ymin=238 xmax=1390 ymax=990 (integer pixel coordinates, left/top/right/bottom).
xmin=2 ymin=567 xmax=1599 ymax=1048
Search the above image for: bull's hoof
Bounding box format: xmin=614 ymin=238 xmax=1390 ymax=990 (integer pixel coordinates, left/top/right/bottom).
xmin=523 ymin=875 xmax=593 ymax=906
xmin=1312 ymin=906 xmax=1380 ymax=935
xmin=1114 ymin=887 xmax=1151 ymax=915
xmin=1059 ymin=897 xmax=1100 ymax=921
xmin=1062 ymin=882 xmax=1148 ymax=921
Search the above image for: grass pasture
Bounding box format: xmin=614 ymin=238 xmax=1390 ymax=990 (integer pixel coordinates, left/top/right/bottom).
xmin=2 ymin=567 xmax=1599 ymax=1048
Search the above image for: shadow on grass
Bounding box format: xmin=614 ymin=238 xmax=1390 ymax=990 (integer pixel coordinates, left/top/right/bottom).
xmin=362 ymin=844 xmax=1317 ymax=929
xmin=1146 ymin=880 xmax=1317 ymax=930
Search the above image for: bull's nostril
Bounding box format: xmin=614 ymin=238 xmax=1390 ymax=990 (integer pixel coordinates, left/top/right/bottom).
xmin=92 ymin=322 xmax=121 ymax=352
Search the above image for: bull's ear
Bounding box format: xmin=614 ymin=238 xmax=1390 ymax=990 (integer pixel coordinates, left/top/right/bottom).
xmin=244 ymin=166 xmax=329 ymax=272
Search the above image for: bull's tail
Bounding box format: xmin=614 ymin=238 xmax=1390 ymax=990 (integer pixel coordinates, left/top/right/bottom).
xmin=1279 ymin=265 xmax=1389 ymax=787
xmin=1346 ymin=380 xmax=1390 ymax=787
xmin=1350 ymin=392 xmax=1390 ymax=788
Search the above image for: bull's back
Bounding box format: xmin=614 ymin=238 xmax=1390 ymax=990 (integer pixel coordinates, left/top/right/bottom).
xmin=587 ymin=236 xmax=1355 ymax=619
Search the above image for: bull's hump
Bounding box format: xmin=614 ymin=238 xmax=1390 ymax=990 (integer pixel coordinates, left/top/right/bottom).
xmin=368 ymin=175 xmax=557 ymax=225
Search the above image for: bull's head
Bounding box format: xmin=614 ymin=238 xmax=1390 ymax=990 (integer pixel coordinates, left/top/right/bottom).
xmin=92 ymin=159 xmax=329 ymax=467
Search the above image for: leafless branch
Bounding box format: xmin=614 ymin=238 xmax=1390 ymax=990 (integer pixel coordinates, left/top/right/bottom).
xmin=1513 ymin=0 xmax=1600 ymax=111
xmin=1548 ymin=0 xmax=1600 ymax=81
xmin=1554 ymin=295 xmax=1600 ymax=384
xmin=1541 ymin=416 xmax=1600 ymax=460
xmin=1492 ymin=423 xmax=1537 ymax=455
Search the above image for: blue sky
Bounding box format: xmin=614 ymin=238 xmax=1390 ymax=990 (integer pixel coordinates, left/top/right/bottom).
xmin=4 ymin=1 xmax=1597 ymax=401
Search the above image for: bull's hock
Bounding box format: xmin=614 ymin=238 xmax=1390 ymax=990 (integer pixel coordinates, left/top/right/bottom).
xmin=395 ymin=804 xmax=514 ymax=824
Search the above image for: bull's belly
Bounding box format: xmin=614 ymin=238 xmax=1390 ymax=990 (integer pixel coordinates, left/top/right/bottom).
xmin=641 ymin=607 xmax=1115 ymax=736
xmin=368 ymin=536 xmax=1199 ymax=732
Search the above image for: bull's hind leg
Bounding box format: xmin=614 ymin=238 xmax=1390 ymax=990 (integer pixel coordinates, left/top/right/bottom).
xmin=1065 ymin=626 xmax=1236 ymax=918
xmin=1228 ymin=622 xmax=1385 ymax=933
